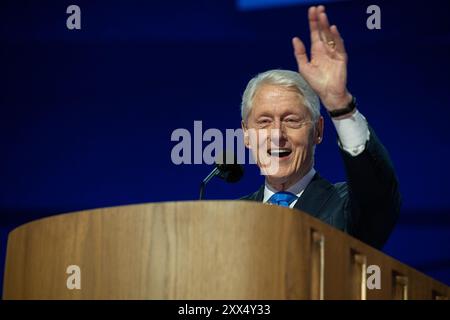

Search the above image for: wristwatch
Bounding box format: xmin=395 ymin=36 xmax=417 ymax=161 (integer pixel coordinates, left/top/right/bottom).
xmin=327 ymin=96 xmax=357 ymax=118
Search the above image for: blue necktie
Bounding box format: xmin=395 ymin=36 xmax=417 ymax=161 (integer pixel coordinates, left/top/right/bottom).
xmin=267 ymin=191 xmax=298 ymax=207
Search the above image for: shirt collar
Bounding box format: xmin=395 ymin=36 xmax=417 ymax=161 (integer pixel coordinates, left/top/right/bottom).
xmin=263 ymin=168 xmax=316 ymax=203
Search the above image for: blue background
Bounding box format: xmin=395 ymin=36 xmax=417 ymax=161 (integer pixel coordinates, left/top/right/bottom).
xmin=1 ymin=0 xmax=450 ymax=296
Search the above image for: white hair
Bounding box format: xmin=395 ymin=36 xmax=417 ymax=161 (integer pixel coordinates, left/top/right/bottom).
xmin=241 ymin=69 xmax=320 ymax=122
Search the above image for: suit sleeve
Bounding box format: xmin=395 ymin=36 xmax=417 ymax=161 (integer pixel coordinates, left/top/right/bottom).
xmin=339 ymin=125 xmax=402 ymax=249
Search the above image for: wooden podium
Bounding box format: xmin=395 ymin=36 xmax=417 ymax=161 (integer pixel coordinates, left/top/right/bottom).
xmin=3 ymin=201 xmax=449 ymax=299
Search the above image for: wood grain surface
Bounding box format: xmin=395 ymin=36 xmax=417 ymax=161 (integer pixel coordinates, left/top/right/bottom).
xmin=3 ymin=201 xmax=449 ymax=299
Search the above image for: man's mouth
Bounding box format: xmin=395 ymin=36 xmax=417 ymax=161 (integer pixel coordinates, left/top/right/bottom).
xmin=268 ymin=148 xmax=292 ymax=158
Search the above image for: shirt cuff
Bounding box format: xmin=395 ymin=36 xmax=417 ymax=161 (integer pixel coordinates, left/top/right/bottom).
xmin=332 ymin=109 xmax=370 ymax=156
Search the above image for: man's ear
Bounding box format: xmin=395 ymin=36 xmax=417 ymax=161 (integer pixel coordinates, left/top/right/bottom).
xmin=241 ymin=120 xmax=251 ymax=149
xmin=315 ymin=116 xmax=324 ymax=145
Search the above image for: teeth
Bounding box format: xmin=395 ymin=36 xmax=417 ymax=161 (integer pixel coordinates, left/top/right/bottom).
xmin=269 ymin=149 xmax=291 ymax=156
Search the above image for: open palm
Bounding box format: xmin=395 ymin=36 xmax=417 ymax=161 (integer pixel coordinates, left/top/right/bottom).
xmin=293 ymin=6 xmax=351 ymax=110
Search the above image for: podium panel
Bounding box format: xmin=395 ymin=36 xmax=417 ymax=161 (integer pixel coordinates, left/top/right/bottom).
xmin=3 ymin=201 xmax=449 ymax=299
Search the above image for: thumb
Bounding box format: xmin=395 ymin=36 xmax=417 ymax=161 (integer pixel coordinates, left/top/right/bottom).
xmin=292 ymin=37 xmax=309 ymax=71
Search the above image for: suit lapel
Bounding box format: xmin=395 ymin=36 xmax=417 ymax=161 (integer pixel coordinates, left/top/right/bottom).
xmin=251 ymin=184 xmax=265 ymax=202
xmin=244 ymin=173 xmax=335 ymax=219
xmin=293 ymin=172 xmax=335 ymax=218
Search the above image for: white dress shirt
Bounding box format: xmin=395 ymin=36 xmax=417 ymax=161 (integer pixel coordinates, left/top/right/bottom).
xmin=263 ymin=167 xmax=316 ymax=208
xmin=332 ymin=109 xmax=370 ymax=156
xmin=263 ymin=109 xmax=370 ymax=207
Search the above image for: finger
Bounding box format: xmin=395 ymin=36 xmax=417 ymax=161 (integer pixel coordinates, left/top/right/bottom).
xmin=316 ymin=5 xmax=326 ymax=41
xmin=292 ymin=37 xmax=310 ymax=69
xmin=330 ymin=25 xmax=346 ymax=54
xmin=319 ymin=12 xmax=334 ymax=43
xmin=317 ymin=5 xmax=325 ymax=15
xmin=308 ymin=6 xmax=321 ymax=43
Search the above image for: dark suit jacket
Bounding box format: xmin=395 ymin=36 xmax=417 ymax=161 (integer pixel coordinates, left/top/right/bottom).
xmin=240 ymin=126 xmax=401 ymax=249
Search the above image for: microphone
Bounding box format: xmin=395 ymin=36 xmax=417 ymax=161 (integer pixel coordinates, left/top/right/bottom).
xmin=199 ymin=151 xmax=244 ymax=200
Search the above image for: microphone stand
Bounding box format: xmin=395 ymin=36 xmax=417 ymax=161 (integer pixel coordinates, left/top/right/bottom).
xmin=199 ymin=166 xmax=220 ymax=200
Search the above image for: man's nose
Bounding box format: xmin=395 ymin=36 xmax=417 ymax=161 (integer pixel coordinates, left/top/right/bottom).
xmin=269 ymin=120 xmax=287 ymax=146
xmin=271 ymin=119 xmax=287 ymax=132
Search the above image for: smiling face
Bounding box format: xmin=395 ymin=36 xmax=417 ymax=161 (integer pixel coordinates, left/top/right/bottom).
xmin=242 ymin=84 xmax=324 ymax=190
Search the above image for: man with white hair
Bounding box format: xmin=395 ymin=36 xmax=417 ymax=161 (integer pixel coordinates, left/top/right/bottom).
xmin=240 ymin=6 xmax=401 ymax=249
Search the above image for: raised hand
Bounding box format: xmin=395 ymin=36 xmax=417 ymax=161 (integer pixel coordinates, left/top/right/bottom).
xmin=292 ymin=6 xmax=352 ymax=111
